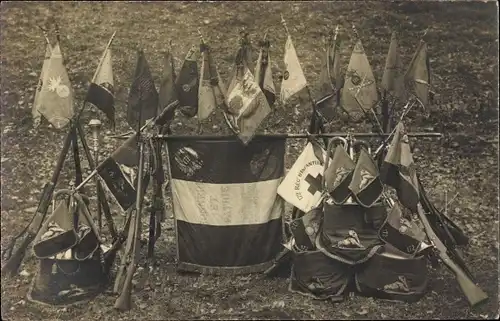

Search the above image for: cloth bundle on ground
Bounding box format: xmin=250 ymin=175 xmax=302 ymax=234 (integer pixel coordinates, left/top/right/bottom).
xmin=286 ymin=206 xmax=348 ymax=300
xmin=28 ymin=191 xmax=114 ymax=306
xmin=33 ymin=195 xmax=100 ymax=260
xmin=286 ymin=202 xmax=429 ymax=302
xmin=289 ymin=250 xmax=350 ymax=301
xmin=316 ymin=202 xmax=386 ymax=265
xmin=355 ymin=247 xmax=428 ymax=302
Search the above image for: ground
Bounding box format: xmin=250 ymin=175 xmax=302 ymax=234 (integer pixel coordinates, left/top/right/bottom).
xmin=0 ymin=1 xmax=498 ymax=320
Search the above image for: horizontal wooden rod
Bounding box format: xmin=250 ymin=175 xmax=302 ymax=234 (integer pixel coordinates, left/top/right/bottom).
xmin=150 ymin=132 xmax=443 ymax=141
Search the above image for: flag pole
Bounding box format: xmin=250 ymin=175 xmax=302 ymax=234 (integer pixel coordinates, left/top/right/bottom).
xmin=54 ymin=22 xmax=61 ymax=44
xmin=280 ymin=15 xmax=326 ymax=138
xmin=37 ymin=25 xmax=51 ymax=47
xmin=153 ymin=131 xmax=441 ymax=140
xmin=372 ymin=99 xmax=417 ymax=156
xmin=196 ymin=28 xmax=206 ymax=135
xmin=91 ymin=31 xmax=117 ymax=85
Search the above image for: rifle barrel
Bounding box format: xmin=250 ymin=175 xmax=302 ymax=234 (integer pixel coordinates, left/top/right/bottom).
xmin=114 ymin=141 xmax=146 ymax=311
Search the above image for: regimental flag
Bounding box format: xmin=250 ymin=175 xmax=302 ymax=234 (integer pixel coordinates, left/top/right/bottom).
xmin=280 ymin=35 xmax=308 ymax=104
xmin=254 ymin=37 xmax=276 ymax=107
xmin=158 ymin=49 xmax=177 ymax=123
xmin=348 ymin=147 xmax=383 ymax=207
xmin=278 ymin=143 xmax=330 ymax=213
xmin=127 ymin=50 xmax=158 ymax=129
xmin=405 ymin=40 xmax=431 ymax=108
xmin=167 ymin=137 xmax=286 ymax=274
xmin=378 ymin=202 xmax=426 ymax=256
xmin=381 ymin=32 xmax=406 ymax=102
xmin=225 ymin=65 xmax=271 ymax=145
xmin=316 ymin=38 xmax=336 ymax=121
xmin=227 ymin=35 xmax=253 ymax=97
xmin=328 ymin=28 xmax=343 ymax=92
xmin=198 ymin=43 xmax=226 ymax=121
xmin=86 ymin=46 xmax=115 ymax=128
xmin=380 ymin=123 xmax=420 ymax=212
xmin=317 ymin=28 xmax=342 ymax=104
xmin=287 ymin=207 xmax=323 ymax=251
xmin=176 ymin=45 xmax=199 ymax=118
xmin=341 ymin=40 xmax=378 ymax=117
xmin=324 ymin=145 xmax=356 ymax=205
xmin=37 ymin=42 xmax=74 ymax=129
xmin=33 ymin=43 xmax=52 ymax=128
xmin=97 ymin=133 xmax=138 ymax=211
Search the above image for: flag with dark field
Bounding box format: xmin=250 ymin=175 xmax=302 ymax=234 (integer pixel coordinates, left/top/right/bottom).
xmin=254 ymin=37 xmax=276 ymax=107
xmin=380 ymin=123 xmax=420 ymax=212
xmin=158 ymin=49 xmax=177 ymax=124
xmin=176 ymin=45 xmax=199 ymax=118
xmin=316 ymin=27 xmax=342 ymax=121
xmin=86 ymin=46 xmax=115 ymax=128
xmin=378 ymin=202 xmax=426 ymax=256
xmin=324 ymin=145 xmax=356 ymax=205
xmin=167 ymin=137 xmax=286 ymax=274
xmin=127 ymin=50 xmax=158 ymax=129
xmin=348 ymin=147 xmax=383 ymax=207
xmin=98 ymin=133 xmax=138 ymax=211
xmin=287 ymin=207 xmax=323 ymax=251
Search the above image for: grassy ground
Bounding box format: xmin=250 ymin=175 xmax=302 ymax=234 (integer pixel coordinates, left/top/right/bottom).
xmin=1 ymin=1 xmax=498 ymax=320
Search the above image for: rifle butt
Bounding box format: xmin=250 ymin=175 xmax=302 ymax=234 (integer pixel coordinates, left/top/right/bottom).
xmin=114 ymin=280 xmax=132 ymax=311
xmin=113 ymin=259 xmax=137 ymax=311
xmin=1 ymin=235 xmax=33 ymax=277
xmin=113 ymin=260 xmax=127 ymax=294
xmin=456 ymin=273 xmax=489 ymax=307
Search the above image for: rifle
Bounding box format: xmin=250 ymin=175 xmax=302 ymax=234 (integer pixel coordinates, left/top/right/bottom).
xmin=418 ymin=176 xmax=468 ymax=247
xmin=89 ymin=119 xmax=103 ymax=233
xmin=1 ymin=131 xmax=73 ymax=277
xmin=416 ymin=202 xmax=488 ymax=307
xmin=71 ymin=125 xmax=84 ymax=229
xmin=148 ymin=137 xmax=165 ymax=260
xmin=417 ymin=175 xmax=471 ymax=277
xmin=113 ymin=207 xmax=135 ymax=293
xmin=146 ymin=99 xmax=178 ymax=259
xmin=113 ymin=149 xmax=151 ymax=294
xmin=114 ymin=139 xmax=146 ymax=311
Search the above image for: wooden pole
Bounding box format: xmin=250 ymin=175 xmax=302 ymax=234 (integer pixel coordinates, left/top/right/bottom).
xmin=154 ymin=132 xmax=442 ymax=141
